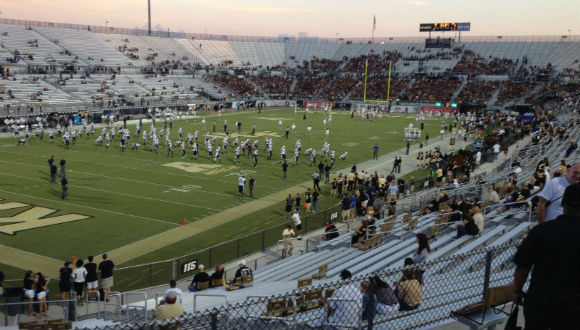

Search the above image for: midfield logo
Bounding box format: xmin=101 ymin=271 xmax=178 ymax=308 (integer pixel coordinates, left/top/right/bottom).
xmin=0 ymin=198 xmax=91 ymax=235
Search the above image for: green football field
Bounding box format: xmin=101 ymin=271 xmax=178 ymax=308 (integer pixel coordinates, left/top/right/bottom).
xmin=0 ymin=108 xmax=444 ymax=285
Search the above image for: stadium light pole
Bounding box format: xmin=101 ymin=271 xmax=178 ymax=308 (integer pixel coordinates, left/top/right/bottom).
xmin=148 ymin=0 xmax=152 ymax=36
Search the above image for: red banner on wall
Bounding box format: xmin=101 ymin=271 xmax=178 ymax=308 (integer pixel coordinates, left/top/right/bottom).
xmin=303 ymin=101 xmax=335 ymax=109
xmin=421 ymin=106 xmax=458 ymax=114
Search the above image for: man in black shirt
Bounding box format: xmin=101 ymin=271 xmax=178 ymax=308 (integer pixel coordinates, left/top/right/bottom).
xmin=324 ymin=163 xmax=331 ymax=184
xmin=513 ymin=183 xmax=580 ymax=330
xmin=248 ymin=176 xmax=255 ymax=198
xmin=189 ymin=265 xmax=210 ymax=291
xmin=59 ymin=158 xmax=66 ymax=177
xmin=50 ymin=164 xmax=57 ymax=183
xmin=98 ymin=254 xmax=115 ymax=301
xmin=85 ymin=256 xmax=98 ymax=301
xmin=61 ymin=175 xmax=68 ymax=200
xmin=295 ymin=193 xmax=302 ymax=210
xmin=312 ymin=190 xmax=320 ymax=212
xmin=284 ymin=194 xmax=293 ymax=218
xmin=282 ymin=160 xmax=288 ymax=179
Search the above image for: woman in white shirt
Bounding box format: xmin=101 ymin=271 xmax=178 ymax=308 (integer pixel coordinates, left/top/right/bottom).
xmin=412 ymin=233 xmax=430 ymax=264
xmin=72 ymin=259 xmax=88 ymax=306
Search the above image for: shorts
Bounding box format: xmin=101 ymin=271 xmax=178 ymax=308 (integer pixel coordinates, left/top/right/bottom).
xmin=437 ymin=177 xmax=443 ymax=182
xmin=59 ymin=281 xmax=71 ymax=293
xmin=342 ymin=209 xmax=350 ymax=218
xmin=86 ymin=280 xmax=98 ymax=289
xmin=296 ymin=223 xmax=302 ymax=231
xmin=101 ymin=276 xmax=114 ymax=289
xmin=285 ymin=205 xmax=292 ymax=212
xmin=24 ymin=289 xmax=35 ymax=299
xmin=74 ymin=282 xmax=84 ymax=296
xmin=238 ymin=185 xmax=244 ymax=193
xmin=37 ymin=291 xmax=47 ymax=299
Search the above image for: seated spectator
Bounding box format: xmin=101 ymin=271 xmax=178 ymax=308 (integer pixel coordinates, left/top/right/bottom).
xmin=233 ymin=259 xmax=252 ymax=282
xmin=497 ymin=194 xmax=514 ymax=213
xmin=488 ymin=187 xmax=501 ymax=204
xmin=324 ymin=222 xmax=339 ymax=241
xmin=360 ymin=278 xmax=398 ymax=320
xmin=161 ymin=279 xmax=183 ymax=304
xmin=412 ymin=233 xmax=430 ymax=264
xmin=399 ymin=258 xmax=424 ymax=285
xmin=456 ymin=206 xmax=483 ymax=238
xmin=155 ymin=291 xmax=183 ymax=321
xmin=351 ymin=220 xmax=368 ymax=245
xmin=327 ymin=270 xmax=362 ymax=327
xmin=394 ymin=267 xmax=422 ymax=311
xmin=210 ymin=264 xmax=225 ymax=287
xmin=188 ymin=264 xmax=210 ymax=292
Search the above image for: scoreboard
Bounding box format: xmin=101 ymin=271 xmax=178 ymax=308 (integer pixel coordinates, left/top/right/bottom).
xmin=420 ymin=22 xmax=471 ymax=32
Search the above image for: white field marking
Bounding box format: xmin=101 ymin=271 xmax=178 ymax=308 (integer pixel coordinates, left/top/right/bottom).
xmin=341 ymin=142 xmax=359 ymax=147
xmin=63 ymin=149 xmax=298 ymax=187
xmin=0 ymin=243 xmax=64 ymax=262
xmin=0 ymin=158 xmax=236 ymax=199
xmin=0 ymin=172 xmax=222 ymax=212
xmin=0 ymin=189 xmax=180 ymax=226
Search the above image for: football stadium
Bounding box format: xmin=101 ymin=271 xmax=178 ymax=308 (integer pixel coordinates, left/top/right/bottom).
xmin=0 ymin=1 xmax=579 ymax=329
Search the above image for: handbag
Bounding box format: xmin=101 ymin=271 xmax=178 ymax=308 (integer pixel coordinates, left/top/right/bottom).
xmin=504 ymin=304 xmax=521 ymax=330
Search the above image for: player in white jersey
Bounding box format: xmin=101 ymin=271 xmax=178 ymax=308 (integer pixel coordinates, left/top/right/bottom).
xmin=339 ymin=152 xmax=348 ymax=160
xmin=178 ymin=127 xmax=183 ymax=138
xmin=325 ymin=129 xmax=330 ymax=140
xmin=330 ymin=151 xmax=336 ymax=165
xmin=310 ymin=150 xmax=317 ymax=166
xmin=253 ymin=149 xmax=258 ymax=168
xmin=48 ymin=129 xmax=54 ymax=142
xmin=280 ymin=145 xmax=287 ymax=162
xmin=207 ymin=144 xmax=213 ymax=159
xmin=132 ymin=142 xmax=140 ymax=150
xmin=278 ymin=120 xmax=283 ymax=131
xmin=192 ymin=142 xmax=199 ymax=159
xmin=293 ymin=150 xmax=300 ymax=165
xmin=152 ymin=137 xmax=159 ymax=154
xmin=181 ymin=141 xmax=186 ymax=158
xmin=95 ymin=135 xmax=103 ymax=146
xmin=201 ymin=118 xmax=206 ymax=129
xmin=267 ymin=143 xmax=273 ymax=160
xmin=214 ymin=146 xmax=221 ymax=163
xmin=167 ymin=140 xmax=174 ymax=157
xmin=291 ymin=123 xmax=296 ymax=134
xmin=234 ymin=146 xmax=241 ymax=163
xmin=56 ymin=124 xmax=62 ymax=136
xmin=306 ymin=126 xmax=312 ymax=136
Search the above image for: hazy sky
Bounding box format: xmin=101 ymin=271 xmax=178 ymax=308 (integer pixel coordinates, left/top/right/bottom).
xmin=1 ymin=0 xmax=578 ymax=38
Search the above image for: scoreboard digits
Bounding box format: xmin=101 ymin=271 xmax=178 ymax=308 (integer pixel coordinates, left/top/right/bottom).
xmin=420 ymin=22 xmax=470 ymax=32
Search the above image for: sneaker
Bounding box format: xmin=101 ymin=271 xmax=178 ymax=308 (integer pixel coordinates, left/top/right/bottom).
xmin=297 ymin=236 xmax=302 ymax=240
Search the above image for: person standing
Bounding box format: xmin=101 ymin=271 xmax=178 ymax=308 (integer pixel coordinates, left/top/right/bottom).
xmin=284 ymin=194 xmax=293 ymax=218
xmin=59 ymin=158 xmax=66 ymax=177
xmin=50 ymin=163 xmax=57 ymax=184
xmin=248 ymin=176 xmax=255 ymax=198
xmin=324 ymin=162 xmax=331 ymax=184
xmin=406 ymin=141 xmax=410 ymax=155
xmin=512 ymin=183 xmax=580 ymax=330
xmin=48 ymin=155 xmax=55 ymax=171
xmin=61 ymin=175 xmax=69 ymax=200
xmin=282 ymin=160 xmax=288 ymax=179
xmin=312 ymin=172 xmax=321 ymax=192
xmin=312 ymin=189 xmax=320 ymax=212
xmin=281 ymin=225 xmax=295 ymax=257
xmin=58 ymin=261 xmax=73 ymax=300
xmin=373 ymin=144 xmax=379 ymax=160
xmin=98 ymin=254 xmax=115 ymax=302
xmin=537 ymin=163 xmax=580 ymax=223
xmin=237 ymin=175 xmax=246 ymax=198
xmin=85 ymin=256 xmax=98 ymax=301
xmin=72 ymin=259 xmax=87 ymax=306
xmin=291 ymin=208 xmax=302 ymax=239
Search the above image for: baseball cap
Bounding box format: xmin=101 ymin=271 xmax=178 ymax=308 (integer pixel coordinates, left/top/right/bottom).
xmin=238 ymin=259 xmax=246 ymax=266
xmin=165 ymin=291 xmax=177 ymax=303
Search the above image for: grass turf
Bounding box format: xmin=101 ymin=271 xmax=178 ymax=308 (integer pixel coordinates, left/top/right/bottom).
xmin=0 ymin=108 xmax=445 ymax=283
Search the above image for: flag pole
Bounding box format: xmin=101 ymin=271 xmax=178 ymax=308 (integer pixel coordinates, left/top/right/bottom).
xmin=371 ymin=14 xmax=376 ymax=43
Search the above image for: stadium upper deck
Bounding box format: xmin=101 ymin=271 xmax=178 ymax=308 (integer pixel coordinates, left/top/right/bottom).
xmin=0 ymin=18 xmax=579 ymax=115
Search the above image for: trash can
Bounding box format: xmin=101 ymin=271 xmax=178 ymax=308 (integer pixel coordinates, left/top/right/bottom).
xmin=3 ymin=287 xmax=23 ymax=316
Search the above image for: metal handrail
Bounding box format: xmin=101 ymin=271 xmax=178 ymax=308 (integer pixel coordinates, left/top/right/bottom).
xmin=123 ymin=291 xmax=148 ymax=323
